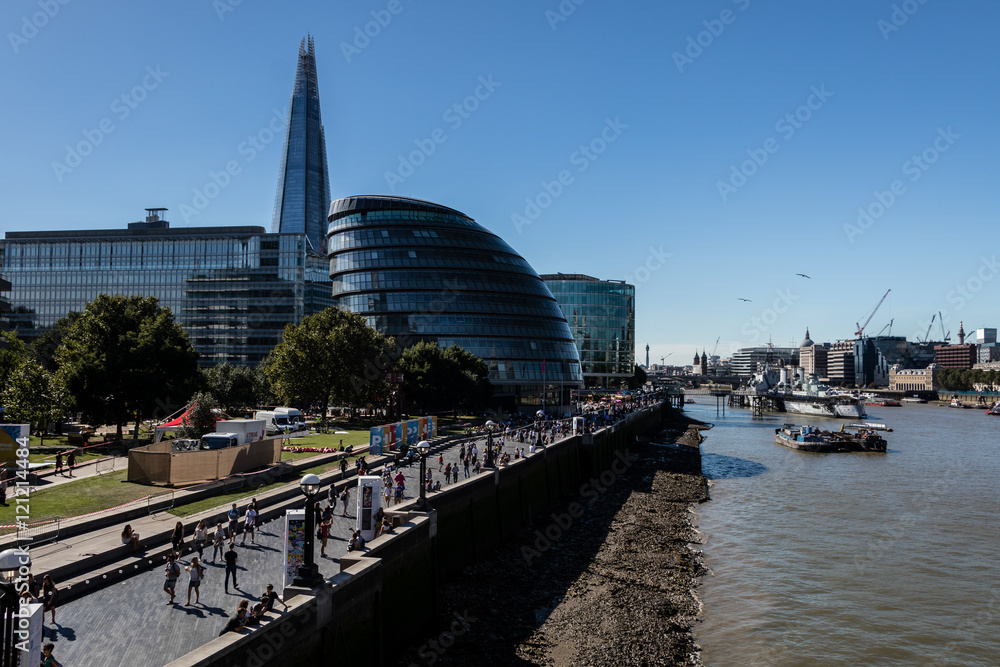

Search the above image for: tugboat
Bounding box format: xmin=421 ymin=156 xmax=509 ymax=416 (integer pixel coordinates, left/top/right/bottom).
xmin=987 ymin=404 xmax=1000 ymax=416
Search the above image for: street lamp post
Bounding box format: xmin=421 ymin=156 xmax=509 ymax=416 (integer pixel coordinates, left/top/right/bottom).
xmin=414 ymin=440 xmax=432 ymax=511
xmin=484 ymin=420 xmax=495 ymax=468
xmin=293 ymin=473 xmax=323 ymax=588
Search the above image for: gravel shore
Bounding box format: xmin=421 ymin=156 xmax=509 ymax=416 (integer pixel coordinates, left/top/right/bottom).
xmin=396 ymin=412 xmax=709 ymax=666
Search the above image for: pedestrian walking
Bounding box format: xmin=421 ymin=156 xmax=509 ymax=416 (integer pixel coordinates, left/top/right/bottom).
xmin=340 ymin=458 xmax=348 ymax=476
xmin=41 ymin=575 xmax=57 ymax=625
xmin=463 ymin=458 xmax=470 ymax=478
xmin=170 ymin=520 xmax=185 ymax=554
xmin=224 ymin=544 xmax=239 ymax=592
xmin=394 ymin=482 xmax=403 ymax=506
xmin=319 ymin=515 xmax=331 ymax=557
xmin=211 ymin=522 xmax=226 ymax=563
xmin=185 ymin=556 xmax=206 ymax=605
xmin=54 ymin=453 xmax=63 ymax=475
xmin=163 ymin=554 xmax=180 ymax=605
xmin=194 ymin=520 xmax=207 ymax=558
xmin=66 ymin=450 xmax=76 ymax=477
xmin=384 ymin=482 xmax=393 ymax=504
xmin=452 ymin=464 xmax=459 ymax=484
xmin=340 ymin=487 xmax=350 ymax=516
xmin=241 ymin=503 xmax=257 ymax=545
xmin=444 ymin=462 xmax=451 ymax=483
xmin=227 ymin=503 xmax=240 ymax=540
xmin=438 ymin=453 xmax=443 ymax=472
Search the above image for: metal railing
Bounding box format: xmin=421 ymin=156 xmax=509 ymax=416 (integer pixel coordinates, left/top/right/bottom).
xmin=95 ymin=456 xmax=116 ymax=474
xmin=16 ymin=516 xmax=60 ymax=547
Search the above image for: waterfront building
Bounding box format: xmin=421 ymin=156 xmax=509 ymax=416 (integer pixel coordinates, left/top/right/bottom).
xmin=539 ymin=273 xmax=634 ymax=389
xmin=0 ymin=209 xmax=333 ymax=366
xmin=977 ymin=343 xmax=1000 ymax=364
xmin=271 ymin=36 xmax=332 ymax=253
xmin=0 ymin=275 xmax=10 ymax=330
xmin=730 ymin=346 xmax=798 ymax=378
xmin=854 ymin=338 xmax=891 ymax=387
xmin=972 ymin=328 xmax=997 ymax=345
xmin=798 ymin=329 xmax=829 ymax=378
xmin=889 ymin=364 xmax=939 ymax=393
xmin=826 ymin=341 xmax=856 ymax=386
xmin=327 ymin=195 xmax=582 ymax=412
xmin=933 ymin=343 xmax=977 ymax=369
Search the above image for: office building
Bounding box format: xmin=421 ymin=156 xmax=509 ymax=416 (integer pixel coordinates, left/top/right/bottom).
xmin=934 ymin=344 xmax=977 ymax=369
xmin=730 ymin=346 xmax=798 ymax=378
xmin=539 ymin=274 xmax=634 ymax=389
xmin=889 ymin=365 xmax=939 ymax=393
xmin=327 ymin=195 xmax=582 ymax=411
xmin=798 ymin=329 xmax=829 ymax=378
xmin=0 ymin=209 xmax=333 ymax=366
xmin=826 ymin=341 xmax=856 ymax=385
xmin=271 ymin=36 xmax=332 ymax=253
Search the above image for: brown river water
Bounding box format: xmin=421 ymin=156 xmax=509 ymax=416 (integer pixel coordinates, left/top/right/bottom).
xmin=691 ymin=400 xmax=1000 ymax=666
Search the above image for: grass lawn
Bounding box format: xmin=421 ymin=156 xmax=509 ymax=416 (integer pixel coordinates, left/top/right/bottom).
xmin=0 ymin=470 xmax=154 ymax=533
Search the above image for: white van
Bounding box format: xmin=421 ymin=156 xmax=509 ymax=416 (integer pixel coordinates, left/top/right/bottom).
xmin=253 ymin=408 xmax=304 ymax=435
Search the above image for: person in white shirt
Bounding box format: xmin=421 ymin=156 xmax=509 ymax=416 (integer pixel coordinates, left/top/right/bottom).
xmin=241 ymin=504 xmax=257 ymax=545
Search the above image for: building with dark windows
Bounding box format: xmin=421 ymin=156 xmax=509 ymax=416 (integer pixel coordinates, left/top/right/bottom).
xmin=934 ymin=343 xmax=977 ymax=369
xmin=0 ymin=209 xmax=333 ymax=366
xmin=539 ymin=274 xmax=634 ymax=389
xmin=730 ymin=346 xmax=798 ymax=378
xmin=327 ymin=195 xmax=582 ymax=412
xmin=0 ymin=275 xmax=11 ymax=330
xmin=271 ymin=36 xmax=332 ymax=253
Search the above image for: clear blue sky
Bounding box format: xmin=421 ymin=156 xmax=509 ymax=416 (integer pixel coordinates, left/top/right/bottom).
xmin=2 ymin=0 xmax=998 ymax=365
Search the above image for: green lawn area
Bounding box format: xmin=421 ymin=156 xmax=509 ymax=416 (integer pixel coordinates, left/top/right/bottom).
xmin=0 ymin=470 xmax=155 ymax=533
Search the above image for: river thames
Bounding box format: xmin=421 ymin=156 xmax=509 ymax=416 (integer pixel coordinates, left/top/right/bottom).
xmin=692 ymin=400 xmax=999 ymax=666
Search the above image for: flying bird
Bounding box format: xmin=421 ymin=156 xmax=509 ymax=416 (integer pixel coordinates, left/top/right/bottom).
xmin=796 ymin=273 xmax=811 ymax=279
xmin=737 ymin=298 xmax=752 ymax=302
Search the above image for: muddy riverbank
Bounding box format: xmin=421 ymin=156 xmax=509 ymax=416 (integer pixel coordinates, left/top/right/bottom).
xmin=395 ymin=411 xmax=709 ymax=666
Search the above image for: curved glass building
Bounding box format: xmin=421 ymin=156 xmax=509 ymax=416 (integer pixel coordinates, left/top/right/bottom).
xmin=327 ymin=195 xmax=582 ymax=411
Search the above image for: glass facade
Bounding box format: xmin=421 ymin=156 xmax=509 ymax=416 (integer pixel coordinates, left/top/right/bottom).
xmin=271 ymin=36 xmax=331 ymax=253
xmin=0 ymin=216 xmax=333 ymax=366
xmin=540 ymin=274 xmax=635 ymax=389
xmin=327 ymin=195 xmax=582 ymax=410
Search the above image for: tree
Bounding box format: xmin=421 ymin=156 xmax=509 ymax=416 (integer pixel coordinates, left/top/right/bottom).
xmin=203 ymin=364 xmax=269 ymax=416
xmin=263 ymin=307 xmax=393 ymax=422
xmin=30 ymin=311 xmax=82 ymax=372
xmin=0 ymin=357 xmax=68 ymax=445
xmin=55 ymin=294 xmax=200 ymax=440
xmin=400 ymin=342 xmax=491 ymax=414
xmin=0 ymin=330 xmax=27 ymax=388
xmin=179 ymin=392 xmax=220 ymax=439
xmin=627 ymin=364 xmax=647 ymax=390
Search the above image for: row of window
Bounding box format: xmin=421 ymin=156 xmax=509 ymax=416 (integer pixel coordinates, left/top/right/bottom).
xmin=335 ymin=291 xmax=564 ymax=319
xmin=334 ymin=271 xmax=554 ymax=301
xmin=546 ymin=283 xmax=635 ymax=297
xmin=328 ymin=228 xmax=514 ymax=254
xmin=331 ymin=250 xmax=533 ymax=274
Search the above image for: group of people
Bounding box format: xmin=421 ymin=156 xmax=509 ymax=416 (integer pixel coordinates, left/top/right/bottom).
xmin=53 ymin=449 xmax=78 ymax=477
xmin=218 ymin=584 xmax=290 ymax=636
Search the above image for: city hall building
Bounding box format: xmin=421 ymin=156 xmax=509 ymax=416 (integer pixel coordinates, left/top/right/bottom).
xmin=327 ymin=195 xmax=583 ymax=412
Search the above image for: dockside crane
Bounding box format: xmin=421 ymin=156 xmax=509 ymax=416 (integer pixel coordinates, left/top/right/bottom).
xmin=939 ymin=311 xmax=950 ymax=342
xmin=855 ymin=289 xmax=891 ymax=338
xmin=876 ymin=318 xmax=894 ymax=337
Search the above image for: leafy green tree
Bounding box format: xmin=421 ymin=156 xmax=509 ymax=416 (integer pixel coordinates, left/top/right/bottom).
xmin=0 ymin=357 xmax=69 ymax=445
xmin=263 ymin=307 xmax=393 ymax=422
xmin=203 ymin=363 xmax=269 ymax=416
xmin=400 ymin=341 xmax=490 ymax=414
xmin=55 ymin=294 xmax=200 ymax=440
xmin=29 ymin=311 xmax=82 ymax=371
xmin=627 ymin=364 xmax=647 ymax=390
xmin=0 ymin=330 xmax=27 ymax=388
xmin=179 ymin=392 xmax=220 ymax=439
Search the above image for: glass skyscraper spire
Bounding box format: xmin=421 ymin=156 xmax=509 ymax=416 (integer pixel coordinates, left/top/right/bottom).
xmin=271 ymin=35 xmax=332 ymax=253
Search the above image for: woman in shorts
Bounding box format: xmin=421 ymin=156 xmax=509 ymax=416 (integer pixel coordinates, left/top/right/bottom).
xmin=185 ymin=556 xmax=205 ymax=606
xmin=393 ymin=483 xmax=404 ymax=506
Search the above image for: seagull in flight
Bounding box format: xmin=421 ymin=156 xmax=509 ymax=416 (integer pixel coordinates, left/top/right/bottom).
xmin=737 ymin=298 xmax=752 ymax=302
xmin=796 ymin=273 xmax=811 ymax=279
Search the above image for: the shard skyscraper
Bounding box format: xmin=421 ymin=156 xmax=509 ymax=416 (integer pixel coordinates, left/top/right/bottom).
xmin=271 ymin=36 xmax=331 ymax=252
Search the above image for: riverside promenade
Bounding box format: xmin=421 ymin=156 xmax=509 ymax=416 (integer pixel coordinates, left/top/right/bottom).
xmin=24 ymin=429 xmax=568 ymax=667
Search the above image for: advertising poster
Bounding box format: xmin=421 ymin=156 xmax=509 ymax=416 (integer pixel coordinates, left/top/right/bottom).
xmin=387 ymin=423 xmax=397 ymax=451
xmin=418 ymin=417 xmax=428 ymax=441
xmin=0 ymin=424 xmax=29 ymax=467
xmin=356 ymin=476 xmax=382 ymax=542
xmin=406 ymin=420 xmax=419 ymax=444
xmin=395 ymin=422 xmax=404 ymax=448
xmin=429 ymin=416 xmax=437 ymax=438
xmin=283 ymin=510 xmax=306 ymax=587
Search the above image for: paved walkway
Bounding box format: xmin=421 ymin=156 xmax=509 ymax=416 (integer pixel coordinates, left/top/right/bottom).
xmin=41 ymin=433 xmax=558 ymax=667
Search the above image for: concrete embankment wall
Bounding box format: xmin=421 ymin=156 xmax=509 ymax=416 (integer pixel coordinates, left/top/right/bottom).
xmin=168 ymin=403 xmax=677 ymax=667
